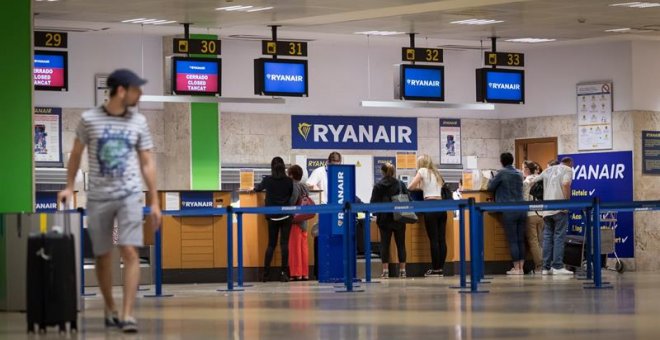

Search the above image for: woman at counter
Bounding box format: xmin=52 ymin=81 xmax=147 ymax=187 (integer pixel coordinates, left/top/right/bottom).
xmin=408 ymin=155 xmax=447 ymax=277
xmin=287 ymin=165 xmax=310 ymax=281
xmin=370 ymin=162 xmax=408 ymax=278
xmin=254 ymin=156 xmax=297 ymax=282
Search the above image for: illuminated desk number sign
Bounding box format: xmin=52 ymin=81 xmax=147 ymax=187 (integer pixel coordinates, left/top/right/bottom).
xmin=34 ymin=51 xmax=68 ymax=91
xmin=254 ymin=58 xmax=308 ymax=97
xmin=172 ymin=57 xmax=221 ymax=96
xmin=476 ymin=68 xmax=525 ymax=104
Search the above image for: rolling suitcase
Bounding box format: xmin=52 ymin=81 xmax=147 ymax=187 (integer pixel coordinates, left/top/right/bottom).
xmin=564 ymin=235 xmax=584 ymax=269
xmin=26 ymin=212 xmax=78 ymax=333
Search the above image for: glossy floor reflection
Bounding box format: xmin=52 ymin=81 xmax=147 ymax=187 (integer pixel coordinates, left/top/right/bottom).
xmin=2 ymin=272 xmax=660 ymax=339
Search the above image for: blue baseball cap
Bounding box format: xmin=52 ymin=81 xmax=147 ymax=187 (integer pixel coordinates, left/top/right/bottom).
xmin=107 ymin=69 xmax=147 ymax=88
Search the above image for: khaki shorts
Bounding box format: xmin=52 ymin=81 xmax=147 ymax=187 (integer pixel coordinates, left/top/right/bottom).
xmin=86 ymin=193 xmax=143 ymax=256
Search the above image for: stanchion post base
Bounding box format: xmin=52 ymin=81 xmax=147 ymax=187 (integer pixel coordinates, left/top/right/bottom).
xmin=458 ymin=290 xmax=489 ymax=294
xmin=583 ymin=281 xmax=610 ymax=285
xmin=217 ymin=288 xmax=244 ymax=292
xmin=360 ymin=280 xmax=381 ymax=284
xmin=449 ymin=285 xmax=469 ymax=289
xmin=143 ymin=294 xmax=174 ymax=298
xmin=335 ymin=289 xmax=365 ymax=293
xmin=237 ymin=284 xmax=254 ymax=288
xmin=477 ymin=280 xmax=492 ymax=284
xmin=584 ymin=285 xmax=614 ymax=290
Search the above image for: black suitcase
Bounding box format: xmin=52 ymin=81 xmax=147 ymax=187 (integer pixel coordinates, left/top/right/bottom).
xmin=26 ymin=213 xmax=78 ymax=333
xmin=564 ymin=235 xmax=584 ymax=269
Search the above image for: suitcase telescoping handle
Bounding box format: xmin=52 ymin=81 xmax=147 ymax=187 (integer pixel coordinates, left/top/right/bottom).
xmin=56 ymin=205 xmax=72 ymax=235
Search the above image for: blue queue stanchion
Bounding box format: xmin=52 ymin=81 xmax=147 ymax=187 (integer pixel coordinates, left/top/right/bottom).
xmin=461 ymin=198 xmax=487 ymax=294
xmin=235 ymin=212 xmax=252 ymax=288
xmin=476 ymin=209 xmax=491 ymax=284
xmin=78 ymin=209 xmax=96 ymax=297
xmin=336 ymin=204 xmax=363 ymax=293
xmin=585 ymin=198 xmax=612 ymax=290
xmin=219 ymin=206 xmax=242 ymax=292
xmin=450 ymin=204 xmax=468 ymax=289
xmin=577 ymin=208 xmax=593 ymax=281
xmin=362 ymin=211 xmax=378 ymax=284
xmin=144 ymin=226 xmax=173 ymax=298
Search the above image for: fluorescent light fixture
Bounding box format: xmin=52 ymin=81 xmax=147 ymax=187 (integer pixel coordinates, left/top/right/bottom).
xmin=354 ymin=31 xmax=406 ymax=36
xmin=610 ymin=2 xmax=660 ymax=8
xmin=216 ymin=5 xmax=273 ymax=12
xmin=451 ymin=19 xmax=504 ymax=25
xmin=605 ymin=27 xmax=632 ymax=32
xmin=360 ymin=101 xmax=495 ymax=110
xmin=121 ymin=18 xmax=177 ymax=25
xmin=505 ymin=38 xmax=556 ymax=43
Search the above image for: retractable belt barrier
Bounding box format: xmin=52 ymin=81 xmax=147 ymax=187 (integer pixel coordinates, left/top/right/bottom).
xmin=75 ymin=200 xmax=660 ymax=297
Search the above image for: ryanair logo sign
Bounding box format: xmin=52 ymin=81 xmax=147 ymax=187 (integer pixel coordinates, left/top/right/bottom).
xmin=291 ymin=115 xmax=417 ymax=150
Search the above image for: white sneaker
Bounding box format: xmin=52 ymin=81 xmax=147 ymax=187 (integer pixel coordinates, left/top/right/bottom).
xmin=551 ymin=267 xmax=574 ymax=275
xmin=506 ymin=269 xmax=523 ymax=275
xmin=541 ymin=269 xmax=552 ymax=275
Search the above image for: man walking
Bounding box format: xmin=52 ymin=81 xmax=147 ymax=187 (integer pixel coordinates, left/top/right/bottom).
xmin=534 ymin=157 xmax=574 ymax=275
xmin=58 ymin=69 xmax=161 ymax=333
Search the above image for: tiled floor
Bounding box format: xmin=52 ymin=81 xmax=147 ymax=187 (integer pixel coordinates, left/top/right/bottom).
xmin=2 ymin=272 xmax=659 ymax=339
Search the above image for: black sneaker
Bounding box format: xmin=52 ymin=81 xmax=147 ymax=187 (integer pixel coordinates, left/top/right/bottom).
xmin=121 ymin=317 xmax=138 ymax=334
xmin=399 ymin=270 xmax=407 ymax=278
xmin=104 ymin=311 xmax=120 ymax=328
xmin=424 ymin=269 xmax=443 ymax=277
xmin=280 ymin=272 xmax=290 ymax=282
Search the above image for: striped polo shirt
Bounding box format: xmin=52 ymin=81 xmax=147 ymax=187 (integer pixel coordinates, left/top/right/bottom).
xmin=76 ymin=107 xmax=153 ymax=201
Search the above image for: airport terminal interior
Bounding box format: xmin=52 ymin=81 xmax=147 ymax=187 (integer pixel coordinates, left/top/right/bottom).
xmin=2 ymin=0 xmax=660 ymax=338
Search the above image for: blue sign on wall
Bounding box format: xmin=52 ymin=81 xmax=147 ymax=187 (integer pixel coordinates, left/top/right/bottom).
xmin=264 ymin=60 xmax=306 ymax=95
xmin=292 ymin=115 xmax=417 ymax=150
xmin=180 ymin=191 xmax=214 ymax=210
xmin=486 ymin=70 xmax=523 ymax=102
xmin=560 ymin=151 xmax=634 ymax=258
xmin=35 ymin=192 xmax=58 ymax=212
xmin=374 ymin=156 xmax=396 ymax=184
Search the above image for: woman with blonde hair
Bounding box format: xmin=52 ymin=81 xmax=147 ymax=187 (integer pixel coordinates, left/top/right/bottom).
xmin=408 ymin=155 xmax=447 ymax=277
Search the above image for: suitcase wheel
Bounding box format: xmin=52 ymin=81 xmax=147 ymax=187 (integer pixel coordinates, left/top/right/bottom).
xmin=615 ymin=261 xmax=625 ymax=273
xmin=59 ymin=323 xmax=66 ymax=333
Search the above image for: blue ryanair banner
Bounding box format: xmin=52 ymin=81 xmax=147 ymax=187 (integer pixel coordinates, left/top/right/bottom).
xmin=560 ymin=151 xmax=634 ymax=258
xmin=35 ymin=192 xmax=58 ymax=212
xmin=291 ymin=115 xmax=417 ymax=150
xmin=327 ymin=165 xmax=356 ymax=235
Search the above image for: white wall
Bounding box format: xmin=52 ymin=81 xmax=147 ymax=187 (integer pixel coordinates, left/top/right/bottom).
xmin=34 ymin=32 xmax=163 ymax=109
xmin=632 ymin=41 xmax=660 ymax=111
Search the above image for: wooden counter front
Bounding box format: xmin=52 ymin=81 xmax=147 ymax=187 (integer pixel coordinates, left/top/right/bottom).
xmin=462 ymin=190 xmax=511 ymax=261
xmin=159 ymin=191 xmax=233 ymax=269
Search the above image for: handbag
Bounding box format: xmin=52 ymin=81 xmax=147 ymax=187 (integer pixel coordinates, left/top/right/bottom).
xmin=293 ymin=194 xmax=316 ymax=223
xmin=391 ymin=181 xmax=418 ymax=224
xmin=441 ymin=183 xmax=452 ymax=200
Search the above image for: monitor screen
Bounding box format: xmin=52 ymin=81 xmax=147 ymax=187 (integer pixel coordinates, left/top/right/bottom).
xmin=476 ymin=68 xmax=524 ymax=104
xmin=400 ymin=65 xmax=444 ymax=101
xmin=34 ymin=51 xmax=67 ymax=91
xmin=172 ymin=57 xmax=221 ymax=96
xmin=254 ymin=58 xmax=308 ymax=97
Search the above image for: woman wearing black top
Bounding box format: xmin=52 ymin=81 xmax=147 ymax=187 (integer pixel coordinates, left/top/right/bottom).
xmin=370 ymin=162 xmax=408 ymax=278
xmin=254 ymin=157 xmax=297 ymax=282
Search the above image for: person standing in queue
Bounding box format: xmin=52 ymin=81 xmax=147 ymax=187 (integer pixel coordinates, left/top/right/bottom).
xmin=370 ymin=162 xmax=408 ymax=279
xmin=58 ymin=69 xmax=161 ymax=333
xmin=254 ymin=157 xmax=297 ymax=282
xmin=306 ymin=151 xmax=342 ymax=204
xmin=488 ymin=153 xmax=527 ymax=275
xmin=408 ymin=155 xmax=447 ymax=277
xmin=522 ymin=161 xmax=544 ymax=273
xmin=287 ymin=164 xmax=310 ymax=281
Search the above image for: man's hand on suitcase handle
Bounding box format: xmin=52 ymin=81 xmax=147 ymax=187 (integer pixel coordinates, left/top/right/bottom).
xmin=148 ymin=203 xmax=162 ymax=231
xmin=57 ymin=188 xmax=74 ymax=209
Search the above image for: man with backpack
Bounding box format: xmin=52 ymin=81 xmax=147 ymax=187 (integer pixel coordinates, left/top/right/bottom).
xmin=533 ymin=157 xmax=574 ymax=275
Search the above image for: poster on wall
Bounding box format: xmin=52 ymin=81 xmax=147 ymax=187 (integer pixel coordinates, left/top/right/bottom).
xmin=34 ymin=107 xmax=63 ymax=166
xmin=439 ymin=119 xmax=462 ymax=166
xmin=561 ymin=151 xmax=633 ymax=258
xmin=577 ymin=82 xmax=613 ymax=151
xmin=95 ymin=74 xmax=109 ymax=106
xmin=642 ymin=131 xmax=660 ymax=175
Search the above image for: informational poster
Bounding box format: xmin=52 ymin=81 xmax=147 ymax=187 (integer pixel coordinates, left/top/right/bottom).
xmin=306 ymin=158 xmax=326 ymax=178
xmin=239 ymin=169 xmax=255 ymax=190
xmin=642 ymin=131 xmax=660 ymax=175
xmin=561 ymin=151 xmax=633 ymax=258
xmin=577 ymin=82 xmax=613 ymax=151
xmin=396 ymin=152 xmax=417 ymax=170
xmin=440 ymin=119 xmax=462 ymax=165
xmin=95 ymin=74 xmax=109 ymax=106
xmin=164 ymin=192 xmax=181 ymax=211
xmin=34 ymin=107 xmax=63 ymax=165
xmin=374 ymin=156 xmax=396 ymax=184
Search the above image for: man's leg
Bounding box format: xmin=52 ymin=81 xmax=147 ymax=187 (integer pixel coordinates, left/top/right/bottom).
xmin=542 ymin=216 xmax=554 ymax=270
xmin=95 ymin=251 xmax=116 ymax=312
xmin=552 ymin=212 xmax=569 ymax=269
xmin=119 ymin=245 xmax=140 ymax=319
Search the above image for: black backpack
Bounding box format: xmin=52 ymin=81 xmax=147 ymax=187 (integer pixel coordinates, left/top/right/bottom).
xmin=529 ymin=180 xmax=544 ymax=201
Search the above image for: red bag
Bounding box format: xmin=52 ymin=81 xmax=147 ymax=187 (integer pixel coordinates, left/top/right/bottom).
xmin=293 ymin=194 xmax=315 ymax=223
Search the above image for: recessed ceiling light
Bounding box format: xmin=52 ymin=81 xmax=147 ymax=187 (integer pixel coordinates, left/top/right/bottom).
xmin=610 ymin=2 xmax=660 ymax=8
xmin=605 ymin=27 xmax=632 ymax=32
xmin=354 ymin=31 xmax=406 ymax=36
xmin=450 ymin=19 xmax=504 ymax=25
xmin=505 ymin=38 xmax=557 ymax=43
xmin=121 ymin=18 xmax=177 ymax=25
xmin=215 ymin=5 xmax=273 ymax=12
